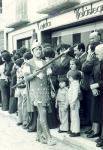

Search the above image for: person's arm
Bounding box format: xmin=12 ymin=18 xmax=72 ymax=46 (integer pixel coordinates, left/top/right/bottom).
xmin=55 ymin=90 xmax=59 ymax=108
xmin=64 ymin=88 xmax=69 ymax=110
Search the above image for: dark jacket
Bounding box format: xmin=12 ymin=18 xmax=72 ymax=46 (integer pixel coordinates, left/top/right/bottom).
xmin=91 ymin=60 xmax=103 ymax=123
xmin=53 ymin=55 xmax=73 ymax=77
xmin=4 ymin=60 xmax=13 ymax=82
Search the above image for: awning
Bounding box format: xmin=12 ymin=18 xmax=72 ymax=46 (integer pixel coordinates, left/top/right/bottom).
xmin=7 ymin=20 xmax=30 ymax=28
xmin=37 ymin=0 xmax=80 ymax=14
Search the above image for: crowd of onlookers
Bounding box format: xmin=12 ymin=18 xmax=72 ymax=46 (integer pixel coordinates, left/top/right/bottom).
xmin=0 ymin=31 xmax=103 ymax=147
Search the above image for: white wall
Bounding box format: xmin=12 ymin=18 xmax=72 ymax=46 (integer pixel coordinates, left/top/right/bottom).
xmin=3 ymin=0 xmax=16 ymax=26
xmin=27 ymin=0 xmax=48 ymax=23
xmin=3 ymin=0 xmax=47 ymax=26
xmin=81 ymin=32 xmax=90 ymax=47
xmin=7 ymin=23 xmax=41 ymax=52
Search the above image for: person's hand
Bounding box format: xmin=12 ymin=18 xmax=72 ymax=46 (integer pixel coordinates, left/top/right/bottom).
xmin=51 ymin=90 xmax=55 ymax=98
xmin=37 ymin=72 xmax=44 ymax=79
xmin=92 ymin=89 xmax=100 ymax=96
xmin=15 ymin=88 xmax=19 ymax=98
xmin=47 ymin=68 xmax=52 ymax=75
xmin=63 ymin=106 xmax=68 ymax=112
xmin=55 ymin=103 xmax=57 ymax=108
xmin=90 ymin=83 xmax=99 ymax=90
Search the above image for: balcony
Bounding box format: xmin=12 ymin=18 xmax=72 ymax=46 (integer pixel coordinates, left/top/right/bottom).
xmin=6 ymin=0 xmax=29 ymax=28
xmin=7 ymin=20 xmax=29 ymax=28
xmin=37 ymin=0 xmax=80 ymax=14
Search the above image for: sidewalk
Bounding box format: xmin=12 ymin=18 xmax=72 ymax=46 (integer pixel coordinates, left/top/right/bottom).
xmin=52 ymin=130 xmax=101 ymax=150
xmin=0 ymin=108 xmax=101 ymax=150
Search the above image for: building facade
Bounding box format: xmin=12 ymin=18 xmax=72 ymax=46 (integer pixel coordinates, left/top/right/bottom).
xmin=37 ymin=0 xmax=103 ymax=50
xmin=3 ymin=0 xmax=103 ymax=52
xmin=0 ymin=0 xmax=5 ymax=51
xmin=3 ymin=0 xmax=47 ymax=52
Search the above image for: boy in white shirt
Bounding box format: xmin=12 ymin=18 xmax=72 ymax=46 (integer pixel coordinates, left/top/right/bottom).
xmin=67 ymin=70 xmax=81 ymax=137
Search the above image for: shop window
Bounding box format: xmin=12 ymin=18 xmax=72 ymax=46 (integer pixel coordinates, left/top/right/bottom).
xmin=52 ymin=36 xmax=61 ymax=50
xmin=52 ymin=37 xmax=57 ymax=49
xmin=61 ymin=35 xmax=72 ymax=46
xmin=17 ymin=37 xmax=31 ymax=49
xmin=73 ymin=33 xmax=81 ymax=45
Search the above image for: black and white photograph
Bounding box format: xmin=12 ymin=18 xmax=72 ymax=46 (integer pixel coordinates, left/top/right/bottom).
xmin=0 ymin=0 xmax=103 ymax=149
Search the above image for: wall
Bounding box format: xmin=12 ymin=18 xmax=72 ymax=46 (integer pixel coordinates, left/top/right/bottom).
xmin=0 ymin=31 xmax=4 ymax=50
xmin=81 ymin=31 xmax=90 ymax=47
xmin=7 ymin=23 xmax=40 ymax=52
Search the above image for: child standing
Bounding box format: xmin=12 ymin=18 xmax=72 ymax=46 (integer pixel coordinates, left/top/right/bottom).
xmin=56 ymin=77 xmax=69 ymax=133
xmin=67 ymin=70 xmax=81 ymax=137
xmin=67 ymin=58 xmax=82 ymax=137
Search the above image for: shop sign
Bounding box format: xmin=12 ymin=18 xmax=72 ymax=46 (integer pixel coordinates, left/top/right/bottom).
xmin=38 ymin=20 xmax=51 ymax=30
xmin=74 ymin=2 xmax=103 ymax=20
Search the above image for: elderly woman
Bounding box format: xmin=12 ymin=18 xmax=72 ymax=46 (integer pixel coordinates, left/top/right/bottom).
xmin=25 ymin=42 xmax=56 ymax=146
xmin=90 ymin=44 xmax=103 ymax=148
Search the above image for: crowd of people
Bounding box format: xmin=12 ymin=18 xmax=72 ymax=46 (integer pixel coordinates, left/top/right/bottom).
xmin=0 ymin=31 xmax=103 ymax=148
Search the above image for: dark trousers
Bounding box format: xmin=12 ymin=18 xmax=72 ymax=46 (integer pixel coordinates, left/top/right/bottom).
xmin=0 ymin=79 xmax=10 ymax=111
xmin=9 ymin=83 xmax=17 ymax=114
xmin=28 ymin=111 xmax=37 ymax=131
xmin=81 ymin=88 xmax=92 ymax=126
xmin=9 ymin=97 xmax=17 ymax=114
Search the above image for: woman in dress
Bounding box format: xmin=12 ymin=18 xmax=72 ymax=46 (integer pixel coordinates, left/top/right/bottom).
xmin=25 ymin=42 xmax=56 ymax=146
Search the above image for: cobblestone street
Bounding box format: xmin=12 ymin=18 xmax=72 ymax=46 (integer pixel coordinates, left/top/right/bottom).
xmin=0 ymin=109 xmax=101 ymax=150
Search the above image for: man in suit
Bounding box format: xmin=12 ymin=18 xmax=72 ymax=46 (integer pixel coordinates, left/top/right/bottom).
xmin=53 ymin=44 xmax=73 ymax=78
xmin=74 ymin=43 xmax=87 ymax=67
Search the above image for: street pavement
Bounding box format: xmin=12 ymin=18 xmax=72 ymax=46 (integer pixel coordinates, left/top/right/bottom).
xmin=0 ymin=109 xmax=101 ymax=150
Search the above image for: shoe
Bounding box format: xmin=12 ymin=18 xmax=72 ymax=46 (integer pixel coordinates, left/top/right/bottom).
xmin=47 ymin=138 xmax=56 ymax=146
xmin=17 ymin=122 xmax=22 ymax=126
xmin=40 ymin=137 xmax=47 ymax=144
xmin=22 ymin=124 xmax=28 ymax=129
xmin=95 ymin=137 xmax=101 ymax=143
xmin=36 ymin=137 xmax=40 ymax=142
xmin=96 ymin=139 xmax=103 ymax=147
xmin=69 ymin=132 xmax=80 ymax=137
xmin=85 ymin=128 xmax=93 ymax=134
xmin=68 ymin=130 xmax=72 ymax=134
xmin=87 ymin=131 xmax=99 ymax=138
xmin=101 ymin=145 xmax=103 ymax=149
xmin=27 ymin=128 xmax=35 ymax=132
xmin=58 ymin=130 xmax=67 ymax=133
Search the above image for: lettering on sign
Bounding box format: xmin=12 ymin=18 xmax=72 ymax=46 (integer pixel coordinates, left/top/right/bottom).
xmin=74 ymin=2 xmax=103 ymax=20
xmin=39 ymin=21 xmax=51 ymax=30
